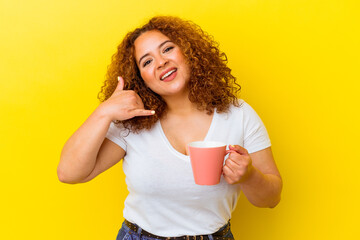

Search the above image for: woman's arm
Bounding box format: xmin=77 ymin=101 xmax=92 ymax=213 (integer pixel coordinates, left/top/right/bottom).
xmin=57 ymin=77 xmax=154 ymax=184
xmin=57 ymin=108 xmax=124 ymax=184
xmin=223 ymin=146 xmax=282 ymax=208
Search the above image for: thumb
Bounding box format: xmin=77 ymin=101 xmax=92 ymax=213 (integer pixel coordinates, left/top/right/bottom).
xmin=115 ymin=76 xmax=125 ymax=91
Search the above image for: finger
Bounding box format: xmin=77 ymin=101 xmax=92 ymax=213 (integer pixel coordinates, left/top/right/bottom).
xmin=226 ymin=149 xmax=237 ymax=154
xmin=115 ymin=76 xmax=125 ymax=91
xmin=227 ymin=151 xmax=244 ymax=163
xmin=223 ymin=173 xmax=235 ymax=185
xmin=130 ymin=109 xmax=155 ymax=117
xmin=229 ymin=144 xmax=249 ymax=155
xmin=222 ymin=165 xmax=237 ymax=184
xmin=226 ymin=157 xmax=242 ymax=168
xmin=223 ymin=163 xmax=235 ymax=175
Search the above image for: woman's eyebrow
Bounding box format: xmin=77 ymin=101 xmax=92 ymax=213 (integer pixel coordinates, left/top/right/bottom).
xmin=138 ymin=40 xmax=172 ymax=65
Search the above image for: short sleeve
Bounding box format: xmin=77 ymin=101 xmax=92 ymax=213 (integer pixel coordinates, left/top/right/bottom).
xmin=105 ymin=122 xmax=127 ymax=151
xmin=242 ymin=102 xmax=271 ymax=153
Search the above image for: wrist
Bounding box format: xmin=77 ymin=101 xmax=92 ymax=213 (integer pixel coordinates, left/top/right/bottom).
xmin=239 ymin=165 xmax=260 ymax=185
xmin=94 ymin=103 xmax=113 ymax=124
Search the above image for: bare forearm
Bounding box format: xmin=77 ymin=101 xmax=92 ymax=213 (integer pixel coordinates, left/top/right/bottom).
xmin=58 ymin=106 xmax=112 ymax=183
xmin=239 ymin=167 xmax=283 ymax=208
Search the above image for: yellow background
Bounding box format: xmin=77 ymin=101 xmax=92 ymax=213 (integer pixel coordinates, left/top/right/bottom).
xmin=1 ymin=0 xmax=359 ymax=239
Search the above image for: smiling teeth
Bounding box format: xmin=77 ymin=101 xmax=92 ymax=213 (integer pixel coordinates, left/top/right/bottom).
xmin=161 ymin=69 xmax=176 ymax=80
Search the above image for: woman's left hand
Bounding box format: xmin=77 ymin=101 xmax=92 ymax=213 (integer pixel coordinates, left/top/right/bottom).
xmin=223 ymin=145 xmax=255 ymax=184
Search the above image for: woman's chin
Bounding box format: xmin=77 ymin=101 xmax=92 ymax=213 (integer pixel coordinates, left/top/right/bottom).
xmin=155 ymin=82 xmax=188 ymax=97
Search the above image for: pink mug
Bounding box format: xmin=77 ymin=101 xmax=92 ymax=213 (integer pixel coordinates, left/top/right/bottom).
xmin=188 ymin=141 xmax=232 ymax=185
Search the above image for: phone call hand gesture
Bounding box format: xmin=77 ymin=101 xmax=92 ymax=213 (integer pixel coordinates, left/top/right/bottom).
xmin=98 ymin=76 xmax=155 ymax=122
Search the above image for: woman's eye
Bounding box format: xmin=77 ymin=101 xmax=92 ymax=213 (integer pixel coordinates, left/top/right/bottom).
xmin=163 ymin=46 xmax=174 ymax=53
xmin=143 ymin=59 xmax=152 ymax=67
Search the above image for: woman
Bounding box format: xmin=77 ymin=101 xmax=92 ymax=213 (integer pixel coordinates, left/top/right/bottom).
xmin=58 ymin=16 xmax=282 ymax=239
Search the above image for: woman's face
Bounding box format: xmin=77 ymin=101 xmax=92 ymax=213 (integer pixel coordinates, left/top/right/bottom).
xmin=134 ymin=30 xmax=190 ymax=98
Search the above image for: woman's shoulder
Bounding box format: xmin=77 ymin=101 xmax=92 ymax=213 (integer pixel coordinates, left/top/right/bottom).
xmin=226 ymin=99 xmax=264 ymax=121
xmin=216 ymin=99 xmax=246 ymax=120
xmin=228 ymin=99 xmax=250 ymax=112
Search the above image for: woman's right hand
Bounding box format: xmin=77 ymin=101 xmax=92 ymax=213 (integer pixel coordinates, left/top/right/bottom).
xmin=98 ymin=76 xmax=155 ymax=121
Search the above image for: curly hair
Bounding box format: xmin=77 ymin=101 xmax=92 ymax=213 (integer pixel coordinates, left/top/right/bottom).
xmin=98 ymin=16 xmax=241 ymax=132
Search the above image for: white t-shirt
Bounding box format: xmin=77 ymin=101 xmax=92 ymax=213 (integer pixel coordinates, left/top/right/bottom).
xmin=106 ymin=100 xmax=271 ymax=236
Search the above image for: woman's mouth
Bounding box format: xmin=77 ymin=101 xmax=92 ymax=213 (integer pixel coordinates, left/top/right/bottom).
xmin=160 ymin=68 xmax=177 ymax=82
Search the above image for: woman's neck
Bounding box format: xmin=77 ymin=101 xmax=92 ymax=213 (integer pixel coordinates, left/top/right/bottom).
xmin=162 ymin=92 xmax=197 ymax=117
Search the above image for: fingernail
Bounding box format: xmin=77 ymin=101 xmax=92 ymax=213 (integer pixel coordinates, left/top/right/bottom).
xmin=117 ymin=76 xmax=121 ymax=81
xmin=151 ymin=110 xmax=155 ymax=114
xmin=230 ymin=145 xmax=235 ymax=148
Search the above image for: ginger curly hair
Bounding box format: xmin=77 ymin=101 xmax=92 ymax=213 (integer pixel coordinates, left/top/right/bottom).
xmin=98 ymin=16 xmax=241 ymax=132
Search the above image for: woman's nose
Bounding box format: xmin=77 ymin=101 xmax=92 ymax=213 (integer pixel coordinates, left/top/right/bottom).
xmin=157 ymin=57 xmax=168 ymax=69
